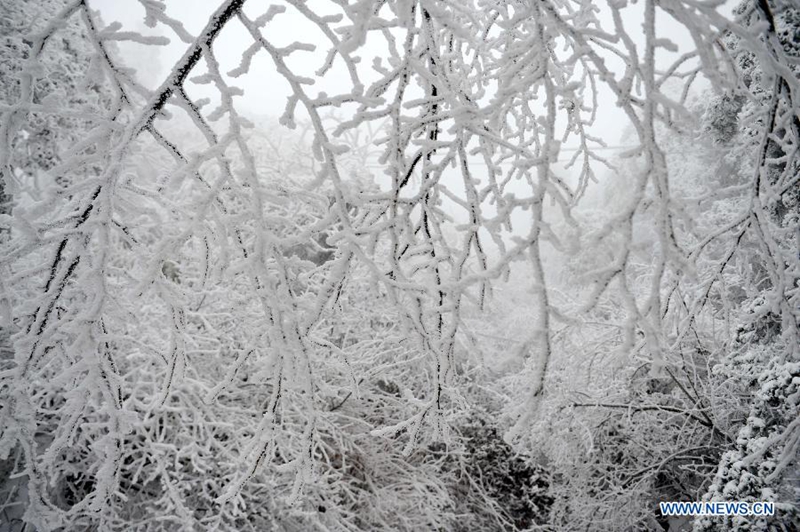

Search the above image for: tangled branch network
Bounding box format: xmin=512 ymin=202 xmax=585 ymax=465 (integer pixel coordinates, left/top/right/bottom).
xmin=0 ymin=0 xmax=797 ymax=530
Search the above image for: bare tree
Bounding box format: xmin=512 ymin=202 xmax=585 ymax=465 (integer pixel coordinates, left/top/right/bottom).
xmin=0 ymin=0 xmax=797 ymax=530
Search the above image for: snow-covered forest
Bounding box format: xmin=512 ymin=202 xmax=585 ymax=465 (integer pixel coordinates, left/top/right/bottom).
xmin=0 ymin=0 xmax=797 ymax=530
